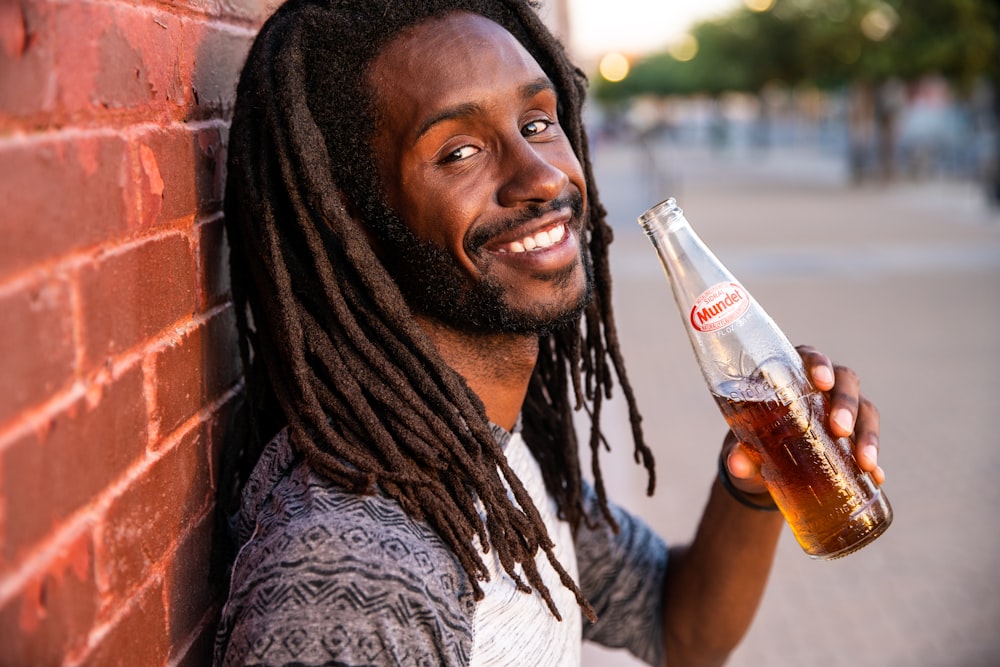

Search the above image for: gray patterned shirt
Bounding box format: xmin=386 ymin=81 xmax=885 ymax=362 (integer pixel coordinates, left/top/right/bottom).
xmin=214 ymin=424 xmax=668 ymax=666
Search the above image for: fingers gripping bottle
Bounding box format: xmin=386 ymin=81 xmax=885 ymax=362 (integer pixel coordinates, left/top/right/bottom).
xmin=638 ymin=198 xmax=892 ymax=559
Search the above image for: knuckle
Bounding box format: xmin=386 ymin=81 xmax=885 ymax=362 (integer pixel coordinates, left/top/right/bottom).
xmin=861 ymin=396 xmax=880 ymax=419
xmin=832 ymin=386 xmax=860 ymax=408
xmin=835 ymin=365 xmax=859 ymax=383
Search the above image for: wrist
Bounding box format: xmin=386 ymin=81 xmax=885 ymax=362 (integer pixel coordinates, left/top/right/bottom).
xmin=717 ymin=451 xmax=779 ymax=512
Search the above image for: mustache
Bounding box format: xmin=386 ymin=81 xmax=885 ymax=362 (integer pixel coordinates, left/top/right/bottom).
xmin=466 ymin=191 xmax=586 ymax=253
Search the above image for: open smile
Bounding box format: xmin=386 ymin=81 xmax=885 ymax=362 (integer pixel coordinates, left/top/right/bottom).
xmin=493 ymin=221 xmax=567 ymax=254
xmin=477 ymin=202 xmax=578 ymax=257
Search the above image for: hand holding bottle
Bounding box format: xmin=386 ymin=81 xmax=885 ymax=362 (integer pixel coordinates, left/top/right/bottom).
xmin=723 ymin=345 xmax=885 ymax=498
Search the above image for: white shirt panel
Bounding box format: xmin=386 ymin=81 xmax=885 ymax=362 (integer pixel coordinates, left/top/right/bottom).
xmin=469 ymin=432 xmax=582 ymax=667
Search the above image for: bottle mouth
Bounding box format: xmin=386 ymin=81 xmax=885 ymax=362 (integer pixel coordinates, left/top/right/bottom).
xmin=638 ymin=197 xmax=683 ymax=230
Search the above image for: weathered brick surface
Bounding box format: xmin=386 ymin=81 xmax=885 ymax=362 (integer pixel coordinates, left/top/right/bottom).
xmin=99 ymin=423 xmax=213 ymax=602
xmin=217 ymin=0 xmax=284 ymax=24
xmin=79 ymin=233 xmax=198 ymax=370
xmin=199 ymin=215 xmax=231 ymax=308
xmin=0 ymin=0 xmax=267 ymax=661
xmin=187 ymin=22 xmax=254 ymax=118
xmin=0 ymin=530 xmax=99 ymax=666
xmin=78 ymin=579 xmax=170 ymax=667
xmin=0 ymin=277 xmax=76 ymax=428
xmin=153 ymin=305 xmax=239 ymax=439
xmin=1 ymin=364 xmax=148 ymax=567
xmin=52 ymin=2 xmax=188 ymax=120
xmin=167 ymin=511 xmax=220 ymax=658
xmin=131 ymin=124 xmax=226 ymax=228
xmin=0 ymin=1 xmax=54 ymax=123
xmin=0 ymin=133 xmax=131 ymax=279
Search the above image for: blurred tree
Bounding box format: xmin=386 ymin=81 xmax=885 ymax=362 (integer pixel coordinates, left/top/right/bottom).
xmin=592 ymin=0 xmax=998 ymax=187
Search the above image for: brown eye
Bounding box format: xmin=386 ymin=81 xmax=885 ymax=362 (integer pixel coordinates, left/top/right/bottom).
xmin=523 ymin=118 xmax=552 ymax=136
xmin=442 ymin=144 xmax=479 ymax=163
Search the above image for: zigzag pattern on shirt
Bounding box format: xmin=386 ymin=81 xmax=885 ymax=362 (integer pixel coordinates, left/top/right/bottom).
xmin=218 ymin=447 xmax=475 ymax=666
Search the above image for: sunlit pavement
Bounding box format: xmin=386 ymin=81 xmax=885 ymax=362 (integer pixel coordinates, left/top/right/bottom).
xmin=581 ymin=136 xmax=1000 ymax=667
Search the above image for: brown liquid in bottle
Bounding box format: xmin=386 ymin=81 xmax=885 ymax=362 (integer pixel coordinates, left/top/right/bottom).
xmin=714 ymin=384 xmax=892 ymax=559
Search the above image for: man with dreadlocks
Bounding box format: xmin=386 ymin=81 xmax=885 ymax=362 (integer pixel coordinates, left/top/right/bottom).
xmin=213 ymin=1 xmax=886 ymax=665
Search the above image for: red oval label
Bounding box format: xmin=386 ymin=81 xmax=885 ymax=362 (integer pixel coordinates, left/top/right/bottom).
xmin=689 ymin=282 xmax=751 ymax=332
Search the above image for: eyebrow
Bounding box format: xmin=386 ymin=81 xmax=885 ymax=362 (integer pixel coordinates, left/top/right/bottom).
xmin=414 ymin=77 xmax=556 ymax=142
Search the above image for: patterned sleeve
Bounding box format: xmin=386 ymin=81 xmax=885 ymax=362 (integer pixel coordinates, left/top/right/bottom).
xmin=577 ymin=485 xmax=669 ymax=667
xmin=214 ymin=459 xmax=476 ymax=667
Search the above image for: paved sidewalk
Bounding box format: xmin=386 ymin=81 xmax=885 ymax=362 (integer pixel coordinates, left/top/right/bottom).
xmin=580 ymin=138 xmax=1000 ymax=667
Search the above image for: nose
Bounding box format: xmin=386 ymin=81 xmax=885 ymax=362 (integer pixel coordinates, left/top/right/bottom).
xmin=497 ymin=139 xmax=570 ymax=207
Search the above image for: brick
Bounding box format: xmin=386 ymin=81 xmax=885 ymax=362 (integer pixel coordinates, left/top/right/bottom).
xmin=206 ymin=392 xmax=244 ymax=495
xmin=176 ymin=0 xmax=218 ymax=20
xmin=0 ymin=530 xmax=99 ymax=666
xmin=78 ymin=579 xmax=169 ymax=667
xmin=205 ymin=393 xmax=246 ymax=553
xmin=0 ymin=0 xmax=55 ymax=123
xmin=217 ymin=0 xmax=282 ymax=24
xmin=100 ymin=424 xmax=212 ymax=602
xmin=194 ymin=126 xmax=227 ymax=214
xmin=0 ymin=278 xmax=75 ymax=428
xmin=153 ymin=305 xmax=239 ymax=438
xmin=198 ymin=216 xmax=230 ymax=308
xmin=79 ymin=233 xmax=198 ymax=369
xmin=1 ymin=365 xmax=147 ymax=566
xmin=133 ymin=125 xmax=225 ymax=228
xmin=166 ymin=512 xmax=222 ymax=655
xmin=0 ymin=133 xmax=130 ymax=280
xmin=52 ymin=3 xmax=186 ymax=118
xmin=187 ymin=22 xmax=254 ymax=116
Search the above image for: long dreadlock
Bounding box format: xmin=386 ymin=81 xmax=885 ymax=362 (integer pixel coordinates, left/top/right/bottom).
xmin=220 ymin=0 xmax=654 ymax=621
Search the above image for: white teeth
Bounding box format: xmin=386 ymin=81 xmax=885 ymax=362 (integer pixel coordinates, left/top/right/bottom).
xmin=497 ymin=224 xmax=566 ymax=254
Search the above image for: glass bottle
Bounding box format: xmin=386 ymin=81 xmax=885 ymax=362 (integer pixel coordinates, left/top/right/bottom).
xmin=638 ymin=198 xmax=892 ymax=559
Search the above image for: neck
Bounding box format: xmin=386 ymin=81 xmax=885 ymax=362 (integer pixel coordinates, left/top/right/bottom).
xmin=415 ymin=316 xmax=538 ymax=432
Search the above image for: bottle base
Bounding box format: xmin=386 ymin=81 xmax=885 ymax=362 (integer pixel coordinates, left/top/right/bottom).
xmin=807 ymin=511 xmax=893 ymax=561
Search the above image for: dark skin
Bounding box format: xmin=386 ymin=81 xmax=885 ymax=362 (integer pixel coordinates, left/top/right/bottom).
xmin=369 ymin=12 xmax=883 ymax=667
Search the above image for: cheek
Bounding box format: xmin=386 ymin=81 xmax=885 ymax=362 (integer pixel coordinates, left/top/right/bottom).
xmin=561 ymin=152 xmax=586 ymax=193
xmin=404 ymin=178 xmax=485 ymax=243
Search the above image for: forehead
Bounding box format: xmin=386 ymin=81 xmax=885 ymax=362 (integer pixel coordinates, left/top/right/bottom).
xmin=368 ymin=12 xmax=550 ymax=130
xmin=374 ymin=11 xmax=542 ymax=78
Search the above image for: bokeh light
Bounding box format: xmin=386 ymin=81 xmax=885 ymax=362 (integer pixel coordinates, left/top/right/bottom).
xmin=861 ymin=3 xmax=900 ymax=41
xmin=668 ymin=34 xmax=699 ymax=62
xmin=598 ymin=52 xmax=630 ymax=82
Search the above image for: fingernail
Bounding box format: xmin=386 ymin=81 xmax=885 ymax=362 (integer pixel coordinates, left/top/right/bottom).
xmin=813 ymin=365 xmax=834 ymax=386
xmin=863 ymin=444 xmax=878 ymax=467
xmin=832 ymin=408 xmax=854 ymax=433
xmin=729 ymin=454 xmax=750 ymax=479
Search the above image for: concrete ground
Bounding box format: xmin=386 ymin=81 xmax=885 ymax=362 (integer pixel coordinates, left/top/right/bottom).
xmin=579 ymin=136 xmax=1000 ymax=667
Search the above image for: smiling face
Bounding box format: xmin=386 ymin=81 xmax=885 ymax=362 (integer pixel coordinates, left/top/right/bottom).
xmin=366 ymin=11 xmax=592 ymax=335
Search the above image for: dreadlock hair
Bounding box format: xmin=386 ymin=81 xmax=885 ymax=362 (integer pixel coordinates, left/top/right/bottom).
xmin=221 ymin=0 xmax=654 ymax=621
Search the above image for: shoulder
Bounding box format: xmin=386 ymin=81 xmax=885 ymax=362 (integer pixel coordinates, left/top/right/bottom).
xmin=215 ymin=446 xmax=475 ymax=666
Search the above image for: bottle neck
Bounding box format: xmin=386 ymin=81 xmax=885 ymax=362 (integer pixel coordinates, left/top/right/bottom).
xmin=638 ymin=197 xmax=687 ymax=237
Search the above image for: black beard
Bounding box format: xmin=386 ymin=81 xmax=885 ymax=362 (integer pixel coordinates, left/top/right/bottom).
xmin=370 ymin=193 xmax=593 ymax=336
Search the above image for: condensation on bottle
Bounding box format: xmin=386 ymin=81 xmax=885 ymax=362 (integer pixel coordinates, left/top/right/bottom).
xmin=638 ymin=197 xmax=892 ymax=560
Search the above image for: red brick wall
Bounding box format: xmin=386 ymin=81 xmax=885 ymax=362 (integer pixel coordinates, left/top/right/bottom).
xmin=0 ymin=0 xmax=274 ymax=664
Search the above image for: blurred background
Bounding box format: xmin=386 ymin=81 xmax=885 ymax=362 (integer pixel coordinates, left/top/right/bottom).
xmin=556 ymin=0 xmax=999 ymax=201
xmin=534 ymin=1 xmax=1000 ymax=666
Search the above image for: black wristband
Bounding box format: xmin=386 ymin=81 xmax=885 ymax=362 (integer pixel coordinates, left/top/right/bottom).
xmin=718 ymin=451 xmax=780 ymax=512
